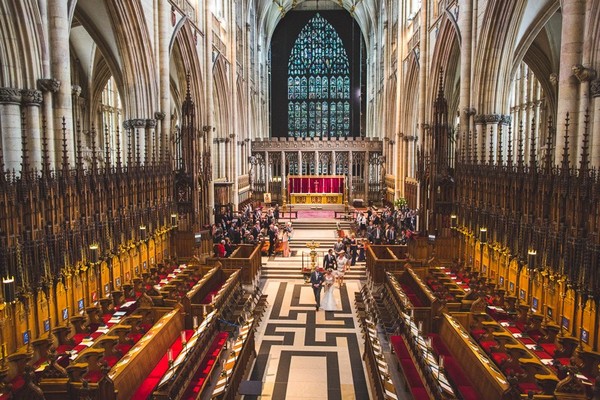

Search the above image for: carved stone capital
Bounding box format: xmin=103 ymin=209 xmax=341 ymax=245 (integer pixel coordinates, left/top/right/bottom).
xmin=549 ymin=73 xmax=558 ymax=87
xmin=20 ymin=89 xmax=43 ymax=105
xmin=132 ymin=119 xmax=147 ymax=129
xmin=475 ymin=114 xmax=502 ymax=124
xmin=0 ymin=87 xmax=22 ymax=104
xmin=485 ymin=114 xmax=502 ymax=123
xmin=202 ymin=125 xmax=212 ymax=132
xmin=154 ymin=111 xmax=166 ymax=120
xmin=146 ymin=119 xmax=157 ymax=129
xmin=123 ymin=120 xmax=132 ymax=130
xmin=463 ymin=107 xmax=476 ymax=116
xmin=591 ymin=79 xmax=600 ymax=98
xmin=572 ymin=64 xmax=597 ymax=82
xmin=421 ymin=123 xmax=430 ymax=131
xmin=500 ymin=114 xmax=512 ymax=125
xmin=37 ymin=78 xmax=61 ymax=93
xmin=71 ymin=85 xmax=82 ymax=97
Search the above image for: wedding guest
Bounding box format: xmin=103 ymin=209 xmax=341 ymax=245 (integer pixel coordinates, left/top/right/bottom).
xmin=282 ymin=223 xmax=292 ymax=257
xmin=323 ymin=249 xmax=337 ymax=270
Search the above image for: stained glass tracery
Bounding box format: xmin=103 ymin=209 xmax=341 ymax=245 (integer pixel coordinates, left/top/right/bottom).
xmin=288 ymin=14 xmax=351 ymax=137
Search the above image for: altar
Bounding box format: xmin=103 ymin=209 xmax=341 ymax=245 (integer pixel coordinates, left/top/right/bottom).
xmin=288 ymin=175 xmax=344 ymax=204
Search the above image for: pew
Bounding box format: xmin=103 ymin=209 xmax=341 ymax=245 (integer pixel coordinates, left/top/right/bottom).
xmin=437 ymin=313 xmax=511 ymax=399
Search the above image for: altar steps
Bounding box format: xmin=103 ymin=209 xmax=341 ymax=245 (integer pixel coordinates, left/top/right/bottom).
xmin=260 ymin=256 xmax=367 ymax=280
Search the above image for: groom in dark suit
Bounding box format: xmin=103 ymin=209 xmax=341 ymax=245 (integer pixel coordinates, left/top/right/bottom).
xmin=310 ymin=269 xmax=325 ymax=311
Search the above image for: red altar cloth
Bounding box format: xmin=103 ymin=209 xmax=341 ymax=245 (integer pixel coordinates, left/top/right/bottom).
xmin=288 ymin=176 xmax=344 ymax=194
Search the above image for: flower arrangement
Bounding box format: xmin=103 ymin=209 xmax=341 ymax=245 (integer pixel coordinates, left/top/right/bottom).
xmin=394 ymin=197 xmax=408 ymax=209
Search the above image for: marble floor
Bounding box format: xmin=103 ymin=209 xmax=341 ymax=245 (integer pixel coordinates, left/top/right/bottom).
xmin=248 ymin=278 xmax=370 ymax=399
xmin=243 ymin=220 xmax=412 ymax=400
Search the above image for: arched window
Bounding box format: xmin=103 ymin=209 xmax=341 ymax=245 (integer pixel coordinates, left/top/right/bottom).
xmin=287 ymin=14 xmax=351 ymax=138
xmin=101 ymin=77 xmax=122 ymax=166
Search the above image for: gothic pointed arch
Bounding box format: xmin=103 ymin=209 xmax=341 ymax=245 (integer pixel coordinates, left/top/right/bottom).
xmin=429 ymin=17 xmax=460 ymax=123
xmin=286 ymin=13 xmax=351 ymax=138
xmin=0 ymin=1 xmax=44 ymax=88
xmin=471 ymin=0 xmax=527 ymax=113
xmin=212 ymin=54 xmax=232 ymax=179
xmin=104 ymin=0 xmax=158 ymax=119
xmin=171 ymin=21 xmax=205 ymax=124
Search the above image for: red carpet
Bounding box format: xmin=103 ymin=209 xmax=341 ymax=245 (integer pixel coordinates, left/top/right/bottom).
xmin=296 ymin=210 xmax=335 ymax=219
xmin=131 ymin=329 xmax=195 ymax=399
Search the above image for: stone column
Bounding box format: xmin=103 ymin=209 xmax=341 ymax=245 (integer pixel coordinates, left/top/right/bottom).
xmin=205 ymin=4 xmax=215 ymax=224
xmin=0 ymin=88 xmax=23 ymax=171
xmin=154 ymin=112 xmax=165 ymax=163
xmin=315 ymin=150 xmax=319 ymax=175
xmin=264 ymin=151 xmax=269 ymax=193
xmin=332 ymin=150 xmax=336 ymax=175
xmin=418 ymin=0 xmax=429 ymax=150
xmin=298 ymin=150 xmax=302 ymax=175
xmin=555 ymin=0 xmax=585 ymax=165
xmin=21 ymin=90 xmax=43 ymax=169
xmin=459 ymin=0 xmax=473 ymax=158
xmin=364 ymin=151 xmax=370 ymax=201
xmin=37 ymin=79 xmax=60 ymax=167
xmin=346 ymin=150 xmax=354 ymax=199
xmin=591 ymin=80 xmax=600 ymax=167
xmin=131 ymin=119 xmax=146 ymax=164
xmin=573 ymin=65 xmax=597 ymax=165
xmin=281 ymin=150 xmax=286 ymax=195
xmin=158 ymin=0 xmax=171 ymax=163
xmin=49 ymin=0 xmax=74 ymax=166
xmin=146 ymin=119 xmax=157 ymax=165
xmin=473 ymin=115 xmax=485 ymax=163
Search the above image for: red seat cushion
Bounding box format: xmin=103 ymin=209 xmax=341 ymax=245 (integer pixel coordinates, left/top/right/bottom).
xmin=491 ymin=352 xmax=509 ymax=364
xmin=411 ymin=387 xmax=430 ymax=400
xmin=518 ymin=382 xmax=542 ymax=393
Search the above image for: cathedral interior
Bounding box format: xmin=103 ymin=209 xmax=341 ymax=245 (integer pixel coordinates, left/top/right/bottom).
xmin=0 ymin=0 xmax=600 ymax=399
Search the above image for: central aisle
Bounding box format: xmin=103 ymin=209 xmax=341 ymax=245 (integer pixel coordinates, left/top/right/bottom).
xmin=245 ymin=219 xmax=372 ymax=399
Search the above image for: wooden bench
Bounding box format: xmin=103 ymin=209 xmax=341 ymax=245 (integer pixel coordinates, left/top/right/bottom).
xmin=389 ymin=335 xmax=430 ymax=400
xmin=179 ymin=332 xmax=229 ymax=398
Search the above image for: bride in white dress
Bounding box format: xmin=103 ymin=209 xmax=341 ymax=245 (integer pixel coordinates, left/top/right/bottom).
xmin=321 ymin=270 xmax=338 ymax=311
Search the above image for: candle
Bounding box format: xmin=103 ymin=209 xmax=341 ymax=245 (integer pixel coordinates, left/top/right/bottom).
xmin=439 ymin=355 xmax=444 ymax=369
xmin=167 ymin=348 xmax=173 ymax=363
xmin=410 ymin=309 xmax=414 ymax=319
xmin=181 ymin=330 xmax=187 ymax=345
xmin=418 ymin=321 xmax=423 ymax=332
xmin=211 ymin=294 xmax=215 ymax=303
xmin=203 ymin=305 xmax=207 ymax=317
xmin=193 ymin=316 xmax=198 ymax=329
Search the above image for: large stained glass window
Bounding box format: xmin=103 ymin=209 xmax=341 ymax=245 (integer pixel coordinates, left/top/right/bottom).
xmin=288 ymin=14 xmax=351 ymax=137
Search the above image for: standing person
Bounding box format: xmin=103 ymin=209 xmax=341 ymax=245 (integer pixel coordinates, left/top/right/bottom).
xmin=321 ymin=270 xmax=338 ymax=311
xmin=268 ymin=223 xmax=277 ymax=256
xmin=333 ymin=237 xmax=345 ymax=255
xmin=282 ymin=225 xmax=291 ymax=257
xmin=336 ymin=251 xmax=349 ymax=287
xmin=349 ymin=233 xmax=358 ymax=266
xmin=323 ymin=249 xmax=337 ymax=270
xmin=310 ymin=268 xmax=325 ymax=311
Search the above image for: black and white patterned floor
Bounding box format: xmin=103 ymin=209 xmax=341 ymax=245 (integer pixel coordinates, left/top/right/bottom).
xmin=247 ymin=279 xmax=371 ymax=399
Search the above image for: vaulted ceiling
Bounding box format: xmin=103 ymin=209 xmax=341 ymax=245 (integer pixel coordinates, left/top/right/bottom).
xmin=255 ymin=0 xmax=377 ymax=46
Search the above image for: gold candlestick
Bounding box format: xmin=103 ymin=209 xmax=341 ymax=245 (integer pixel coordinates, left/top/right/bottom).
xmin=305 ymin=241 xmax=321 ymax=271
